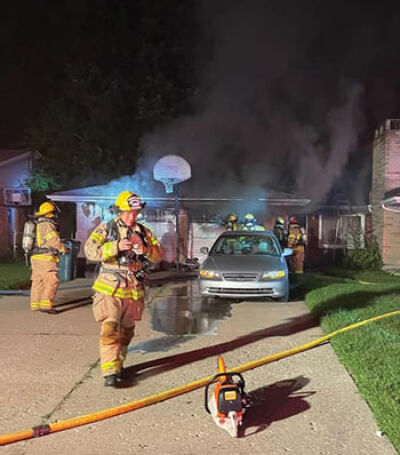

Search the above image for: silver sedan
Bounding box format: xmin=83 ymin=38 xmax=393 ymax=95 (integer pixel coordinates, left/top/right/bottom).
xmin=199 ymin=231 xmax=292 ymax=302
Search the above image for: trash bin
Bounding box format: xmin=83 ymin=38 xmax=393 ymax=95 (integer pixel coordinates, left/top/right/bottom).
xmin=58 ymin=239 xmax=82 ymax=282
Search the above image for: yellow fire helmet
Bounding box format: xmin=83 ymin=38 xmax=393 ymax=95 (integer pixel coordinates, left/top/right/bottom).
xmin=244 ymin=213 xmax=255 ymax=221
xmin=35 ymin=201 xmax=57 ymax=217
xmin=115 ymin=191 xmax=146 ymax=211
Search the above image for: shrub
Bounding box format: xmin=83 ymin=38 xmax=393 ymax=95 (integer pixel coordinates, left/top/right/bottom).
xmin=343 ymin=235 xmax=383 ymax=271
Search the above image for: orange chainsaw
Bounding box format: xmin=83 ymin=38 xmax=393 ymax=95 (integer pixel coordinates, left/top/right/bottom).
xmin=205 ymin=356 xmax=247 ymax=437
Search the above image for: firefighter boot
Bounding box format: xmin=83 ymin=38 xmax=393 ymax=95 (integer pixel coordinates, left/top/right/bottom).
xmin=104 ymin=374 xmax=119 ymax=387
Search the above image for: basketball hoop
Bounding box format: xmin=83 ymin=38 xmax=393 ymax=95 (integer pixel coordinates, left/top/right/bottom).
xmin=153 ymin=155 xmax=192 ymax=271
xmin=153 ymin=155 xmax=191 ymax=194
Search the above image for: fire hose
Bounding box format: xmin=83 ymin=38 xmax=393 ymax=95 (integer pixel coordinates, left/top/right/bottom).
xmin=1 ymin=309 xmax=400 ymax=446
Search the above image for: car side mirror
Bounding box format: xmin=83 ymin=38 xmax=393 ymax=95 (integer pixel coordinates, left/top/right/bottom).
xmin=200 ymin=247 xmax=209 ymax=254
xmin=283 ymin=248 xmax=293 ymax=256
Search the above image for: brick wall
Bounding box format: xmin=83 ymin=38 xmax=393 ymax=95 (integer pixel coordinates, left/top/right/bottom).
xmin=0 ymin=207 xmax=8 ymax=256
xmin=370 ymin=120 xmax=400 ymax=264
xmin=382 ymin=209 xmax=400 ymax=266
xmin=371 ymin=130 xmax=386 ymax=247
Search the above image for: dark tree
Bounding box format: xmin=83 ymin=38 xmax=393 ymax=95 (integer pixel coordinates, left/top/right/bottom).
xmin=1 ymin=0 xmax=198 ymax=190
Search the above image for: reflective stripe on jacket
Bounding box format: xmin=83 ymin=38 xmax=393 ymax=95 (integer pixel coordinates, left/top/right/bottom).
xmin=288 ymin=225 xmax=305 ymax=249
xmin=31 ymin=218 xmax=66 ymax=263
xmin=84 ymin=218 xmax=163 ymax=299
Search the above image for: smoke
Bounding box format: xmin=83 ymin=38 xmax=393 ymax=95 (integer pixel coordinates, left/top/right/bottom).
xmin=139 ymin=0 xmax=366 ymax=205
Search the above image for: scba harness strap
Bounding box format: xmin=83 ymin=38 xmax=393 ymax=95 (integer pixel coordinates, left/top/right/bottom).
xmin=105 ymin=219 xmax=149 ymax=277
xmin=106 ymin=219 xmax=148 ymax=248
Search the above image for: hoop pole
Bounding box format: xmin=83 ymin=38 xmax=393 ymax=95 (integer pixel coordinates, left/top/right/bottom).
xmin=175 ymin=187 xmax=180 ymax=271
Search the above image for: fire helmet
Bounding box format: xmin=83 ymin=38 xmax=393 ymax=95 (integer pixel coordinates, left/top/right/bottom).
xmin=35 ymin=201 xmax=58 ymax=217
xmin=289 ymin=216 xmax=299 ymax=224
xmin=115 ymin=191 xmax=146 ymax=211
xmin=276 ymin=216 xmax=285 ymax=225
xmin=227 ymin=213 xmax=238 ymax=222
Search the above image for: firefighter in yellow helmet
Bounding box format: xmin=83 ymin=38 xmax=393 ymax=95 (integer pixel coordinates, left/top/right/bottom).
xmin=287 ymin=216 xmax=307 ymax=273
xmin=30 ymin=201 xmax=67 ymax=312
xmin=84 ymin=191 xmax=163 ymax=387
xmin=242 ymin=213 xmax=265 ymax=231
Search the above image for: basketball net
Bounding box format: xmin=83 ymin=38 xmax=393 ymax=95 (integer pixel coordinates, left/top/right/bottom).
xmin=161 ymin=179 xmax=175 ymax=194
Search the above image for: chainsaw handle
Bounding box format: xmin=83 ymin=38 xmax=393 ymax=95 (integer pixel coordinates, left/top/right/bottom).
xmin=204 ymin=372 xmax=245 ymax=414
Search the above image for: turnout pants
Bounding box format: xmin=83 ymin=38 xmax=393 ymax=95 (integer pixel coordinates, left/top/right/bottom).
xmin=30 ymin=258 xmax=60 ymax=310
xmin=92 ymin=292 xmax=144 ymax=376
xmin=293 ymin=246 xmax=305 ymax=274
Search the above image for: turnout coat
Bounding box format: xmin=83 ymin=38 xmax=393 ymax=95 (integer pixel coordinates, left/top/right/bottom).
xmin=85 ymin=218 xmax=163 ymax=300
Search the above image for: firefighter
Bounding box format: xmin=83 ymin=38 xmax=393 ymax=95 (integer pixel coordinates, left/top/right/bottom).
xmin=84 ymin=191 xmax=163 ymax=387
xmin=242 ymin=213 xmax=265 ymax=231
xmin=287 ymin=216 xmax=306 ymax=273
xmin=30 ymin=201 xmax=67 ymax=313
xmin=223 ymin=213 xmax=241 ymax=231
xmin=273 ymin=216 xmax=288 ymax=248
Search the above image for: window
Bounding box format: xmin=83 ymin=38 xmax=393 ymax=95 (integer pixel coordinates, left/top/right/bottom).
xmin=212 ymin=234 xmax=280 ymax=256
xmin=318 ymin=214 xmax=365 ymax=249
xmin=389 ymin=119 xmax=400 ymax=130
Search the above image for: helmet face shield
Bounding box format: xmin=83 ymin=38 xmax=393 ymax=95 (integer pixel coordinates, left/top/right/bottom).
xmin=244 ymin=213 xmax=256 ymax=225
xmin=114 ymin=191 xmax=146 ymax=212
xmin=127 ymin=194 xmax=146 ymax=211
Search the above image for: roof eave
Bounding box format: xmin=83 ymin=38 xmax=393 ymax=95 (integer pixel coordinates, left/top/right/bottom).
xmin=0 ymin=151 xmax=32 ymax=168
xmin=47 ymin=194 xmax=312 ymax=206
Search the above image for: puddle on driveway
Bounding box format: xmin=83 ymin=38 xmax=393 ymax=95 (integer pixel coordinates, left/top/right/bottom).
xmin=129 ymin=281 xmax=232 ymax=354
xmin=150 ymin=280 xmax=232 ymax=336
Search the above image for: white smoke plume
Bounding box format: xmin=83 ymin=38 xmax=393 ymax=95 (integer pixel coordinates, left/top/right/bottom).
xmin=138 ymin=0 xmax=365 ymax=205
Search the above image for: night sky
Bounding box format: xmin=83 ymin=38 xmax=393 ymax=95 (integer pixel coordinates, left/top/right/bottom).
xmin=1 ymin=0 xmax=400 ymax=203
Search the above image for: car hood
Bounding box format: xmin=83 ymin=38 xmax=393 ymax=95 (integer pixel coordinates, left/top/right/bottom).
xmin=202 ymin=254 xmax=286 ymax=273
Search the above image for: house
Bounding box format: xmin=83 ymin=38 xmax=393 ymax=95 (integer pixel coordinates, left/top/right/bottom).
xmin=47 ymin=184 xmax=312 ymax=265
xmin=0 ymin=149 xmax=34 ymax=257
xmin=47 ymin=179 xmax=373 ymax=271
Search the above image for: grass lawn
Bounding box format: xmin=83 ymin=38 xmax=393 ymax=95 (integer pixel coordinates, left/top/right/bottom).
xmin=0 ymin=261 xmax=31 ymax=289
xmin=297 ymin=270 xmax=400 ymax=452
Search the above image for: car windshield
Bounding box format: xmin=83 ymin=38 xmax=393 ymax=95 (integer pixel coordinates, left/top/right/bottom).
xmin=211 ymin=234 xmax=281 ymax=256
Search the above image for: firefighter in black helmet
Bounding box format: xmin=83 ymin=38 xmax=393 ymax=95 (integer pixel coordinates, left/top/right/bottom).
xmin=273 ymin=216 xmax=288 ymax=248
xmin=223 ymin=213 xmax=241 ymax=231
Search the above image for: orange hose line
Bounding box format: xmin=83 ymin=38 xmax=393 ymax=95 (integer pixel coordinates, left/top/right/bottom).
xmin=1 ymin=309 xmax=400 ymax=446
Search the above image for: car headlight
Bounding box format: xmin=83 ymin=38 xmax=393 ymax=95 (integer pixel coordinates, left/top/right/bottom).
xmin=261 ymin=270 xmax=286 ymax=280
xmin=199 ymin=269 xmax=222 ymax=280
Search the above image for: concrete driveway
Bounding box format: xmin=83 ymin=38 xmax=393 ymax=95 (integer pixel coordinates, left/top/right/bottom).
xmin=0 ymin=278 xmax=396 ymax=454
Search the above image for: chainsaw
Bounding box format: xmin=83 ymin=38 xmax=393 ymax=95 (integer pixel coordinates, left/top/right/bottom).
xmin=205 ymin=356 xmax=247 ymax=437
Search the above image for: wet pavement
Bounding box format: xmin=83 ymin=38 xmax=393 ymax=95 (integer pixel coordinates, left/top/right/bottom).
xmin=149 ymin=280 xmax=232 ymax=336
xmin=130 ymin=280 xmax=232 ymax=354
xmin=0 ymin=277 xmax=397 ymax=454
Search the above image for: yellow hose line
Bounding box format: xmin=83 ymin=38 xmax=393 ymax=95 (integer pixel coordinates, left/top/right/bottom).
xmin=1 ymin=309 xmax=400 ymax=446
xmin=358 ymin=280 xmax=378 ymax=285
